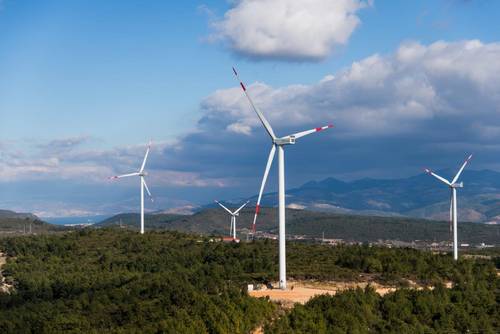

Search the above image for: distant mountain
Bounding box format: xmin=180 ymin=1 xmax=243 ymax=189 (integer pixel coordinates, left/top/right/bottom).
xmin=0 ymin=209 xmax=39 ymax=220
xmin=0 ymin=210 xmax=59 ymax=235
xmin=96 ymin=208 xmax=500 ymax=245
xmin=246 ymin=169 xmax=500 ymax=223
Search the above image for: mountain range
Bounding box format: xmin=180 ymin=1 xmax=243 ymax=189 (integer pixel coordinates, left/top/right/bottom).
xmin=227 ymin=169 xmax=500 ymax=223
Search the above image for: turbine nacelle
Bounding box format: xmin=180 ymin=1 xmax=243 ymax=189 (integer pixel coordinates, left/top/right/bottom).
xmin=274 ymin=136 xmax=296 ymax=145
xmin=451 ymin=182 xmax=464 ymax=188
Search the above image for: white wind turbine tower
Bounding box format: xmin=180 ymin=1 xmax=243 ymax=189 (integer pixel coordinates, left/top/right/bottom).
xmin=109 ymin=141 xmax=154 ymax=234
xmin=215 ymin=200 xmax=249 ymax=240
xmin=425 ymin=154 xmax=473 ymax=261
xmin=233 ymin=67 xmax=333 ymax=289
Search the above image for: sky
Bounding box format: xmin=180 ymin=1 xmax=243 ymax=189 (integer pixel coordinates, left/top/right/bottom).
xmin=1 ymin=0 xmax=500 ymax=218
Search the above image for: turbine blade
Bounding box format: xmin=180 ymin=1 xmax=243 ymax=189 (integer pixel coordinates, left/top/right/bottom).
xmin=234 ymin=200 xmax=250 ymax=215
xmin=424 ymin=169 xmax=451 ymax=186
xmin=109 ymin=172 xmax=140 ymax=180
xmin=232 ymin=67 xmax=277 ymax=140
xmin=252 ymin=145 xmax=276 ymax=232
xmin=288 ymin=124 xmax=334 ymax=140
xmin=215 ymin=200 xmax=233 ymax=215
xmin=452 ymin=154 xmax=473 ymax=184
xmin=142 ymin=178 xmax=154 ymax=202
xmin=139 ymin=140 xmax=152 ymax=173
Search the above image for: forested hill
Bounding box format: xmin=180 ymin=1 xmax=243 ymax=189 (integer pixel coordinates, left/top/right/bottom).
xmin=97 ymin=208 xmax=500 ymax=245
xmin=0 ymin=211 xmax=59 ymax=236
xmin=0 ymin=229 xmax=498 ymax=333
xmin=0 ymin=210 xmax=38 ymax=220
xmin=96 ymin=212 xmax=184 ymax=229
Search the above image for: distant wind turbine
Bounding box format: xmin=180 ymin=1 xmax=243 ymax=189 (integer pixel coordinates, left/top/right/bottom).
xmin=109 ymin=141 xmax=154 ymax=234
xmin=233 ymin=67 xmax=333 ymax=289
xmin=425 ymin=154 xmax=473 ymax=260
xmin=215 ymin=200 xmax=249 ymax=240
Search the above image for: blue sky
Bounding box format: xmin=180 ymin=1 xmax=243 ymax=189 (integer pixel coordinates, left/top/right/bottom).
xmin=1 ymin=0 xmax=499 ymax=217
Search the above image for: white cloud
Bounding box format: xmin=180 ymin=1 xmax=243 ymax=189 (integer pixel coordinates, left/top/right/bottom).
xmin=149 ymin=170 xmax=228 ymax=188
xmin=211 ymin=0 xmax=370 ymax=61
xmin=0 ymin=137 xmax=230 ymax=187
xmin=204 ymin=40 xmax=500 ymax=138
xmin=287 ymin=203 xmax=306 ymax=209
xmin=226 ymin=122 xmax=252 ymax=135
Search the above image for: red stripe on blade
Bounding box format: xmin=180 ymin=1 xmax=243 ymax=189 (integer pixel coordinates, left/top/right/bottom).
xmin=255 ymin=205 xmax=260 ymax=214
xmin=316 ymin=127 xmax=322 ymax=131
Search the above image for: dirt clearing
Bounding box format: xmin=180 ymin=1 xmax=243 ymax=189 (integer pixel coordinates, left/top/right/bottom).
xmin=249 ymin=280 xmax=421 ymax=308
xmin=0 ymin=252 xmax=13 ymax=293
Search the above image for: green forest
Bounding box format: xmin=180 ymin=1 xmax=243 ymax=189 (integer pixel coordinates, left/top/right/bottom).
xmin=267 ymin=264 xmax=499 ymax=333
xmin=0 ymin=229 xmax=498 ymax=333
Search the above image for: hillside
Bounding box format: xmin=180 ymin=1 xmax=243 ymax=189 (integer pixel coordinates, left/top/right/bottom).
xmin=97 ymin=208 xmax=500 ymax=245
xmin=240 ymin=169 xmax=500 ymax=223
xmin=95 ymin=212 xmax=186 ymax=229
xmin=0 ymin=210 xmax=59 ymax=236
xmin=0 ymin=210 xmax=38 ymax=220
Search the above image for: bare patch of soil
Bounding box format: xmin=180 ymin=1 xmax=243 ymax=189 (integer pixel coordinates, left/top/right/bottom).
xmin=0 ymin=252 xmax=14 ymax=293
xmin=249 ymin=279 xmax=450 ymax=308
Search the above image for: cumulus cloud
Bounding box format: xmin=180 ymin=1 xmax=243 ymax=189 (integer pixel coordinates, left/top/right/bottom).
xmin=169 ymin=39 xmax=500 ymax=184
xmin=203 ymin=40 xmax=500 ymax=140
xmin=210 ymin=0 xmax=370 ymax=61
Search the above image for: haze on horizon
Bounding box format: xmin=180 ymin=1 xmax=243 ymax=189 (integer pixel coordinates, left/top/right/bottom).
xmin=1 ymin=0 xmax=499 ymax=218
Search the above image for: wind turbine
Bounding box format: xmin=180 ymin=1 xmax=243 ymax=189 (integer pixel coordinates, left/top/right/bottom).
xmin=215 ymin=200 xmax=249 ymax=240
xmin=109 ymin=141 xmax=154 ymax=234
xmin=425 ymin=154 xmax=473 ymax=261
xmin=233 ymin=67 xmax=333 ymax=289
